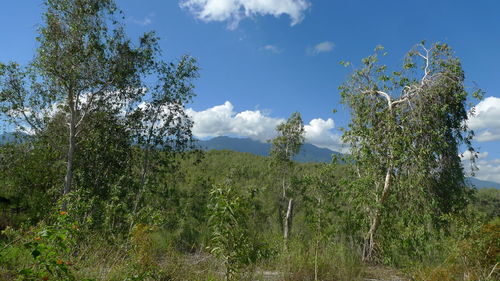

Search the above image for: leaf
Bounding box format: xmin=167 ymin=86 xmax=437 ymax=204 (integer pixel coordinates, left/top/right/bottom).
xmin=31 ymin=249 xmax=41 ymax=259
xmin=19 ymin=268 xmax=33 ymax=276
xmin=340 ymin=60 xmax=351 ymax=67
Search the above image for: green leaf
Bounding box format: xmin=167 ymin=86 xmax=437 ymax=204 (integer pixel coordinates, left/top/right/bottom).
xmin=31 ymin=249 xmax=41 ymax=259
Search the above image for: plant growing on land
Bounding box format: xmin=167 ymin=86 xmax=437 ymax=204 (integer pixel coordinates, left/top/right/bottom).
xmin=0 ymin=0 xmax=198 ymax=213
xmin=207 ymin=182 xmax=253 ymax=281
xmin=18 ymin=211 xmax=87 ymax=281
xmin=269 ymin=112 xmax=305 ymax=251
xmin=127 ymin=55 xmax=199 ymax=230
xmin=302 ymin=162 xmax=343 ymax=281
xmin=339 ymin=42 xmax=481 ymax=262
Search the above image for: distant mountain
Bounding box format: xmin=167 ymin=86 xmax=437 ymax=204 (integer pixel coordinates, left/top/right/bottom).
xmin=196 ymin=136 xmax=341 ymax=163
xmin=2 ymin=132 xmax=498 ymax=189
xmin=467 ymin=177 xmax=500 ymax=189
xmin=197 ymin=136 xmax=500 ymax=189
xmin=0 ymin=132 xmax=27 ymax=145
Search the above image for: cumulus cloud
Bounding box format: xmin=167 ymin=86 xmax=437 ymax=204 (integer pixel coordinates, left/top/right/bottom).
xmin=461 ymin=150 xmax=500 ymax=184
xmin=260 ymin=44 xmax=283 ymax=54
xmin=468 ymin=96 xmax=500 ymax=142
xmin=186 ymin=101 xmax=344 ymax=151
xmin=307 ymin=41 xmax=334 ymax=55
xmin=186 ymin=101 xmax=284 ymax=142
xmin=304 ymin=118 xmax=344 ymax=152
xmin=475 ymin=158 xmax=500 ymax=184
xmin=179 ymin=0 xmax=311 ymax=29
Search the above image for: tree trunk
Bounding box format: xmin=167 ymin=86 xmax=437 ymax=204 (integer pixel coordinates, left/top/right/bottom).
xmin=62 ymin=109 xmax=76 ymax=211
xmin=130 ymin=110 xmax=160 ymax=231
xmin=128 ymin=147 xmax=151 ymax=233
xmin=363 ymin=166 xmax=391 ymax=262
xmin=283 ymin=198 xmax=293 ymax=251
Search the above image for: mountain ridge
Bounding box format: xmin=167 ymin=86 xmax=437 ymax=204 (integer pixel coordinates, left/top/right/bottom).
xmin=196 ymin=136 xmax=342 ymax=163
xmin=1 ymin=133 xmax=498 ymax=189
xmin=197 ymin=136 xmax=500 ymax=189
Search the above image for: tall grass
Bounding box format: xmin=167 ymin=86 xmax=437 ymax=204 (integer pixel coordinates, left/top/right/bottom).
xmin=281 ymin=238 xmax=364 ymax=281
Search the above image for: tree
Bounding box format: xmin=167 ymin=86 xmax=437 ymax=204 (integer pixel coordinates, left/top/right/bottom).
xmin=269 ymin=112 xmax=305 ymax=250
xmin=0 ymin=0 xmax=197 ymax=211
xmin=339 ymin=42 xmax=480 ymax=262
xmin=127 ymin=55 xmax=198 ymax=229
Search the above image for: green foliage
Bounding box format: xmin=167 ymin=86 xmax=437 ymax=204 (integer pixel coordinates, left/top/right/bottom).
xmin=207 ymin=182 xmax=254 ymax=281
xmin=0 ymin=3 xmax=495 ymax=277
xmin=0 ymin=0 xmax=198 ymax=213
xmin=0 ymin=140 xmax=64 ymax=225
xmin=409 ymin=218 xmax=500 ymax=281
xmin=269 ymin=112 xmax=305 ymax=252
xmin=473 ymin=188 xmax=500 ymax=221
xmin=270 ymin=112 xmax=305 ymax=164
xmin=339 ymin=42 xmax=480 ymax=262
xmin=17 ymin=212 xmax=85 ymax=281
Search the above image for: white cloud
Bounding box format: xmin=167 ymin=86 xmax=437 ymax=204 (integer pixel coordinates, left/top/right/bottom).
xmin=131 ymin=13 xmax=154 ymax=26
xmin=461 ymin=150 xmax=500 ymax=184
xmin=186 ymin=101 xmax=284 ymax=142
xmin=307 ymin=41 xmax=334 ymax=55
xmin=179 ymin=0 xmax=310 ymax=29
xmin=304 ymin=118 xmax=345 ymax=152
xmin=475 ymin=158 xmax=500 ymax=184
xmin=260 ymin=44 xmax=283 ymax=54
xmin=468 ymin=96 xmax=500 ymax=142
xmin=186 ymin=101 xmax=344 ymax=152
xmin=460 ymin=150 xmax=488 ymax=161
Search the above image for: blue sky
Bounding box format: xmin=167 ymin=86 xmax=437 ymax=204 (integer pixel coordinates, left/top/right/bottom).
xmin=1 ymin=0 xmax=499 ymax=183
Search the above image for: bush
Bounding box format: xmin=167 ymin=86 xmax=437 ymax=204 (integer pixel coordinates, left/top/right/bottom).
xmin=207 ymin=182 xmax=255 ymax=281
xmin=16 ymin=211 xmax=86 ymax=281
xmin=409 ymin=218 xmax=500 ymax=281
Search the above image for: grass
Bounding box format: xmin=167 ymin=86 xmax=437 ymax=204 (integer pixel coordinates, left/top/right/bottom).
xmin=1 ymin=220 xmax=498 ymax=281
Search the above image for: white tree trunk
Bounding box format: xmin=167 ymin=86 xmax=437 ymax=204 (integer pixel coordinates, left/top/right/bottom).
xmin=283 ymin=198 xmax=293 ymax=250
xmin=363 ymin=166 xmax=391 ymax=262
xmin=63 ymin=107 xmax=77 ymax=211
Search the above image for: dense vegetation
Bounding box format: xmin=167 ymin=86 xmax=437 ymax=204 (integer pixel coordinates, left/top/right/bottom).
xmin=0 ymin=0 xmax=498 ymax=280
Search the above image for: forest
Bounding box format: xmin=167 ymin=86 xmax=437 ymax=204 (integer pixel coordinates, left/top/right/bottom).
xmin=0 ymin=0 xmax=499 ymax=280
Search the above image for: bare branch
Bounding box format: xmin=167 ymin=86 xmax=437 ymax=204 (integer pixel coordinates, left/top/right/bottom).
xmin=391 ymin=97 xmax=409 ymax=108
xmin=362 ymin=90 xmax=393 ymax=110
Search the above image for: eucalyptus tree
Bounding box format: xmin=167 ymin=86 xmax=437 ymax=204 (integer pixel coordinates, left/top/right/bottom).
xmin=127 ymin=55 xmax=198 ymax=228
xmin=339 ymin=43 xmax=480 ymax=262
xmin=269 ymin=112 xmax=305 ymax=250
xmin=0 ymin=0 xmax=198 ymax=211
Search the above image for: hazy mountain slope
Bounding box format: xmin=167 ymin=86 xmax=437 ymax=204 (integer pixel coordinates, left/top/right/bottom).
xmin=196 ymin=136 xmax=341 ymax=163
xmin=468 ymin=177 xmax=500 ymax=189
xmin=197 ymin=136 xmax=500 ymax=189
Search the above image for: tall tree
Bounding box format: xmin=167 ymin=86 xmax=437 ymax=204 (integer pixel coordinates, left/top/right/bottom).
xmin=0 ymin=0 xmax=198 ymax=211
xmin=339 ymin=43 xmax=480 ymax=262
xmin=269 ymin=112 xmax=305 ymax=250
xmin=127 ymin=55 xmax=198 ymax=228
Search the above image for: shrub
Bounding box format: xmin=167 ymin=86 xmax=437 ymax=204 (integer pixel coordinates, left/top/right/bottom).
xmin=17 ymin=211 xmax=88 ymax=281
xmin=207 ymin=182 xmax=254 ymax=281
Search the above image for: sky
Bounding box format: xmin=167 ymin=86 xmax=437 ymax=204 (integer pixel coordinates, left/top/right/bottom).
xmin=0 ymin=0 xmax=499 ymax=183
